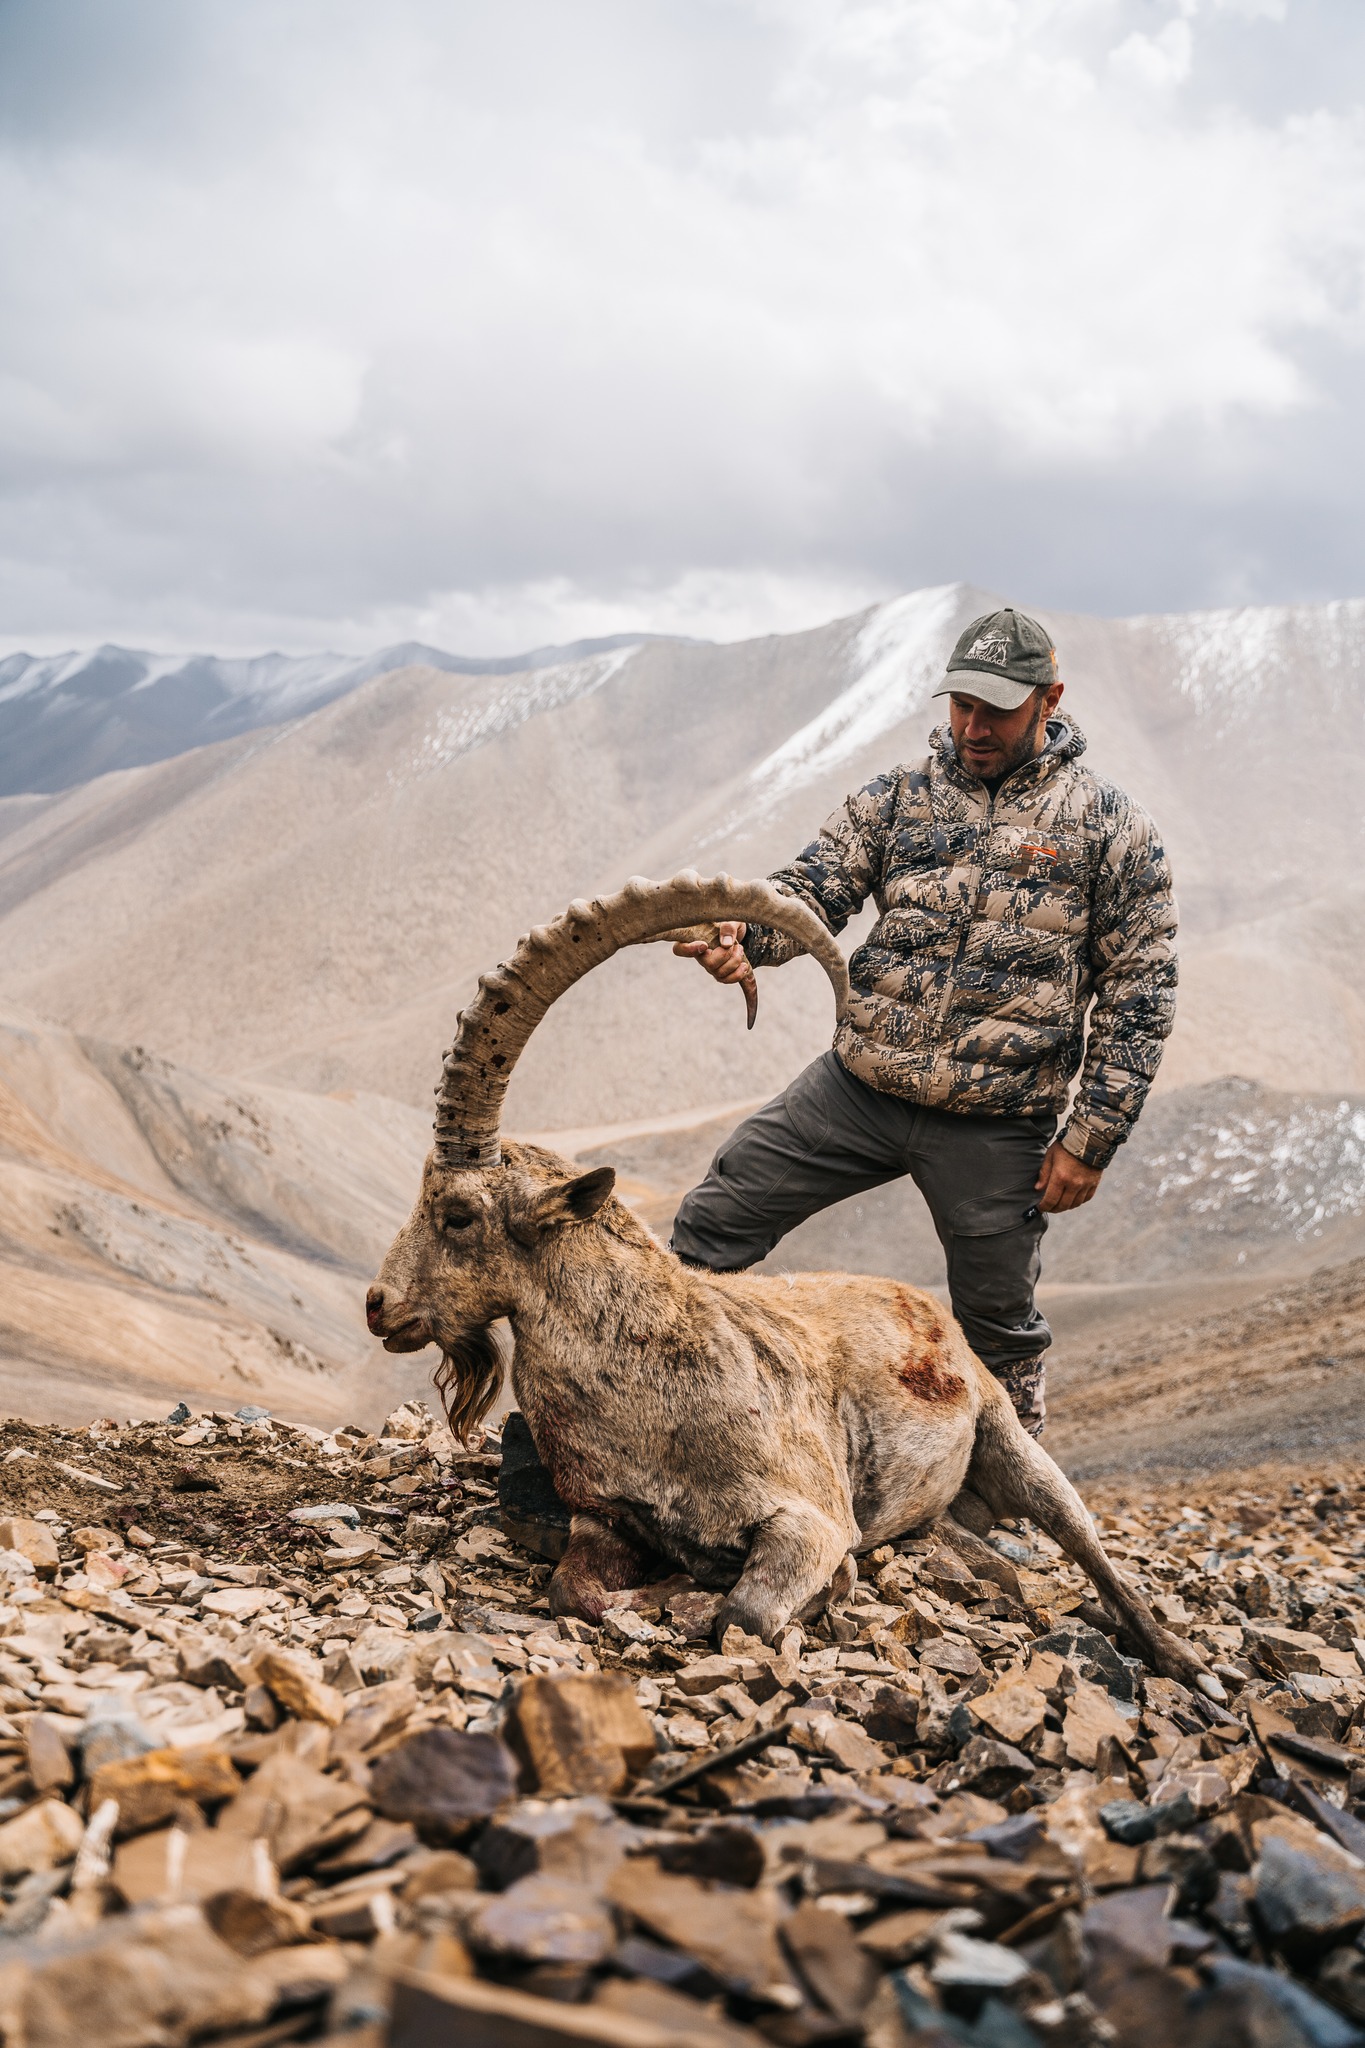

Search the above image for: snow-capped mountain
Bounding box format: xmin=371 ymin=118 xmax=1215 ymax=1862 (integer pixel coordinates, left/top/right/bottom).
xmin=0 ymin=634 xmax=647 ymax=796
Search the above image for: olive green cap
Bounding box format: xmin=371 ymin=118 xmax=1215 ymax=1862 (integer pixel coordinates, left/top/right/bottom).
xmin=931 ymin=606 xmax=1057 ymax=712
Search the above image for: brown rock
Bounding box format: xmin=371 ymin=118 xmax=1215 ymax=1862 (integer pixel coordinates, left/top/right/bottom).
xmin=919 ymin=1547 xmax=985 ymax=1600
xmin=937 ymin=1734 xmax=1035 ymax=1801
xmin=246 ymin=1937 xmax=351 ymax=2012
xmin=24 ymin=1717 xmax=74 ymax=1795
xmin=1063 ymin=1680 xmax=1137 ymax=1768
xmin=594 ymin=1976 xmax=765 ymax=2048
xmin=242 ymin=1681 xmax=280 ymax=1731
xmin=401 ymin=1849 xmax=480 ymax=1902
xmin=253 ymin=1645 xmax=346 ymax=1726
xmin=781 ymin=1901 xmax=880 ymax=2022
xmin=857 ymin=1907 xmax=948 ymax=1965
xmin=69 ymin=1526 xmax=124 ymax=1554
xmin=0 ymin=1519 xmax=58 ymax=1576
xmin=508 ymin=1673 xmax=656 ymax=1797
xmin=658 ymin=1823 xmax=765 ymax=1890
xmin=665 ymin=1591 xmax=726 ymax=1639
xmin=176 ymin=1633 xmax=253 ymax=1690
xmin=0 ymin=1797 xmax=85 ymax=1879
xmin=370 ymin=1727 xmax=519 ymax=1842
xmin=919 ymin=1637 xmax=983 ymax=1680
xmin=217 ymin=1750 xmax=369 ymax=1872
xmin=863 ymin=1684 xmax=922 ymax=1746
xmin=205 ymin=1888 xmax=315 ymax=1955
xmin=788 ymin=1710 xmax=886 ymax=1775
xmin=477 ymin=1796 xmax=634 ymax=1889
xmin=18 ymin=1903 xmax=275 ymax=2048
xmin=606 ymin=1861 xmax=796 ymax=2002
xmin=331 ymin=1677 xmax=420 ymax=1757
xmin=310 ymin=1884 xmax=399 ymax=1941
xmin=672 ymin=1655 xmax=746 ymax=1697
xmin=88 ymin=1745 xmax=241 ymax=1839
xmin=391 ymin=1968 xmax=708 ymax=2048
xmin=469 ymin=1873 xmax=616 ymax=1966
xmin=313 ymin=1814 xmax=420 ymax=1877
xmin=969 ymin=1680 xmax=1048 ymax=1748
xmin=111 ymin=1824 xmax=273 ymax=1907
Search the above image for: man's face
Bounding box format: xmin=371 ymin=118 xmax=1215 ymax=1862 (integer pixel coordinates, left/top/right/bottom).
xmin=947 ymin=679 xmax=1064 ymax=782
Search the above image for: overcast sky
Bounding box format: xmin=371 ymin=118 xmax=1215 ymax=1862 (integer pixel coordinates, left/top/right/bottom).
xmin=1 ymin=0 xmax=1363 ymax=655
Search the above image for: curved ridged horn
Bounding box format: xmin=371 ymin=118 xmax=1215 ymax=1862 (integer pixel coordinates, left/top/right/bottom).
xmin=433 ymin=871 xmax=850 ymax=1168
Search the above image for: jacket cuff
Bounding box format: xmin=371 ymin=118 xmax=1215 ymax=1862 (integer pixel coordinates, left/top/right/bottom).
xmin=739 ymin=921 xmax=801 ymax=970
xmin=1059 ymin=1120 xmax=1118 ymax=1171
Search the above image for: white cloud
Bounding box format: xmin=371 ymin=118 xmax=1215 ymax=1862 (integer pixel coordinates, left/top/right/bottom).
xmin=0 ymin=0 xmax=1361 ymax=651
xmin=1110 ymin=21 xmax=1194 ymax=89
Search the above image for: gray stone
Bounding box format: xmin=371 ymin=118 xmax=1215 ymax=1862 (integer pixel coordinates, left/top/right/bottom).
xmin=1254 ymin=1834 xmax=1365 ymax=1967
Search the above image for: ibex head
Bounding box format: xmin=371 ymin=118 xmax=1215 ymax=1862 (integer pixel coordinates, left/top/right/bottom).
xmin=367 ymin=871 xmax=851 ymax=1439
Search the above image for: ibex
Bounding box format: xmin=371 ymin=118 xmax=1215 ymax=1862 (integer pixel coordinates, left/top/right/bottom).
xmin=367 ymin=873 xmax=1221 ymax=1697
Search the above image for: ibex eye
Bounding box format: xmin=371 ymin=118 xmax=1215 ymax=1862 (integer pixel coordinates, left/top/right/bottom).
xmin=442 ymin=1208 xmax=476 ymax=1235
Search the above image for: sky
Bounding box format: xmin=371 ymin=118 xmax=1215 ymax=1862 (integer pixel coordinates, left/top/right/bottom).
xmin=1 ymin=0 xmax=1363 ymax=656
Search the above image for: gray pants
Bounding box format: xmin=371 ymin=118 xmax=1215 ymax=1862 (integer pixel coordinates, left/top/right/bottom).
xmin=671 ymin=1051 xmax=1054 ymax=1433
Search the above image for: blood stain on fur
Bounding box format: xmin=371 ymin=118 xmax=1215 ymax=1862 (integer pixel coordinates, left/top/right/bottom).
xmin=891 ymin=1288 xmax=964 ymax=1404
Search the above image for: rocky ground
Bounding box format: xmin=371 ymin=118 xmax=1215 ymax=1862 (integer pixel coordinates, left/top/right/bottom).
xmin=1 ymin=1409 xmax=1365 ymax=2044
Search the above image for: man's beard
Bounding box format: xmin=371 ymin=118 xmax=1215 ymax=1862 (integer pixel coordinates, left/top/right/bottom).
xmin=972 ymin=697 xmax=1050 ymax=779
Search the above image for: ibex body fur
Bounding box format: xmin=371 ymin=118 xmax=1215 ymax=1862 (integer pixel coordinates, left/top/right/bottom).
xmin=369 ymin=874 xmax=1220 ymax=1697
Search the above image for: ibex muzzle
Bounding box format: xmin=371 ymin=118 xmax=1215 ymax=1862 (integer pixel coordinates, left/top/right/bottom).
xmin=368 ymin=871 xmax=1222 ymax=1694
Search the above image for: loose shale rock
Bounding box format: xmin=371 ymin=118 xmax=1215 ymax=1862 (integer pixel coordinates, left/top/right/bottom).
xmin=4 ymin=1406 xmax=1365 ymax=2043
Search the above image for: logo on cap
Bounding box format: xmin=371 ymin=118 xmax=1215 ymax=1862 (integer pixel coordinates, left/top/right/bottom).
xmin=964 ymin=631 xmax=1010 ymax=667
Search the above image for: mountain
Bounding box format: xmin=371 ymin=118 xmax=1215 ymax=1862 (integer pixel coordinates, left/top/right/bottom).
xmin=0 ymin=633 xmax=651 ymax=796
xmin=0 ymin=1003 xmax=431 ymax=1428
xmin=1 ymin=582 xmax=1364 ymax=1139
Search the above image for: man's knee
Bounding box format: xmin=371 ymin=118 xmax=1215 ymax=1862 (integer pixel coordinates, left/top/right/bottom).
xmin=669 ymin=1179 xmax=768 ymax=1272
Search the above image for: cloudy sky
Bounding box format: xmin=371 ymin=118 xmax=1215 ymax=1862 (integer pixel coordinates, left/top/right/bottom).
xmin=1 ymin=0 xmax=1363 ymax=655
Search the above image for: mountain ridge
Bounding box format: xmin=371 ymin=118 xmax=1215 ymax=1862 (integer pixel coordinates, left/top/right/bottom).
xmin=0 ymin=582 xmax=1363 ymax=1133
xmin=0 ymin=631 xmax=658 ymax=796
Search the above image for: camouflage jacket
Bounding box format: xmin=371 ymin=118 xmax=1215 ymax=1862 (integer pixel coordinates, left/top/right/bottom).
xmin=743 ymin=718 xmax=1177 ymax=1168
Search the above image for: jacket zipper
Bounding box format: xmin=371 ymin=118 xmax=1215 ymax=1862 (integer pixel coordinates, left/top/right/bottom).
xmin=930 ymin=745 xmax=1045 ymax=1041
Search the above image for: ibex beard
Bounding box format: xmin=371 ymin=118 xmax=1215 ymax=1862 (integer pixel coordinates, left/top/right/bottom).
xmin=368 ymin=874 xmax=1223 ymax=1699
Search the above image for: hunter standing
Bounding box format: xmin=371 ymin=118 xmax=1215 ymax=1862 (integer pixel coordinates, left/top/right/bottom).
xmin=672 ymin=606 xmax=1177 ymax=1436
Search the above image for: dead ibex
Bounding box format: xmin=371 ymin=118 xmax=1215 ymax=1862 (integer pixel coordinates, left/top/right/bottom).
xmin=367 ymin=872 xmax=1221 ymax=1696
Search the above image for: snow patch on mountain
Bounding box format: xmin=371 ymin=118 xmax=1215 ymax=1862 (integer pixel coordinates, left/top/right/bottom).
xmin=390 ymin=647 xmax=637 ymax=786
xmin=1130 ymin=599 xmax=1365 ymax=722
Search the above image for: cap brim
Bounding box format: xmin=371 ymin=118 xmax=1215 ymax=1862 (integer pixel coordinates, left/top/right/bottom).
xmin=932 ymin=670 xmax=1037 ymax=713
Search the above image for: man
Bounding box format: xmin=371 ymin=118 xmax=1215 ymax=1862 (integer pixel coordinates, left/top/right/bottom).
xmin=671 ymin=606 xmax=1177 ymax=1436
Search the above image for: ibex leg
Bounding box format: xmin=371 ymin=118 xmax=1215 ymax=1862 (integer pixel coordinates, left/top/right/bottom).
xmin=715 ymin=1501 xmax=855 ymax=1645
xmin=548 ymin=1513 xmax=660 ymax=1622
xmin=964 ymin=1383 xmax=1224 ymax=1700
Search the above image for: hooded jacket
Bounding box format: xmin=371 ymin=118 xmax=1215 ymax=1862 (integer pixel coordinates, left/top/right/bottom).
xmin=741 ymin=718 xmax=1177 ymax=1168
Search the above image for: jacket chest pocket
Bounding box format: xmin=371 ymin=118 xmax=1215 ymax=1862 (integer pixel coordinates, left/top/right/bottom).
xmin=997 ymin=831 xmax=1089 ymax=892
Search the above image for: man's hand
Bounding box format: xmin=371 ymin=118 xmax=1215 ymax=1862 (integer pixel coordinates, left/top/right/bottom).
xmin=1035 ymin=1140 xmax=1102 ymax=1214
xmin=673 ymin=919 xmax=750 ymax=983
xmin=673 ymin=920 xmax=760 ymax=1029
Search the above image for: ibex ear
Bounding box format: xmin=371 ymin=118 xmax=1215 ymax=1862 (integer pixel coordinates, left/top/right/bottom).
xmin=509 ymin=1166 xmax=616 ymax=1245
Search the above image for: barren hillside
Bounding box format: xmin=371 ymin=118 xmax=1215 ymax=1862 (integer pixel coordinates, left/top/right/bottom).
xmin=0 ymin=1005 xmax=430 ymax=1427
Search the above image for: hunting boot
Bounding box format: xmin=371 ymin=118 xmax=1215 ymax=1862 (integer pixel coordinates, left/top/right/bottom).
xmin=994 ymin=1353 xmax=1047 ymax=1439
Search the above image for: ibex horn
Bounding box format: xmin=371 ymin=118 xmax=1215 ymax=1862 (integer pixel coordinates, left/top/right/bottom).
xmin=433 ymin=872 xmax=849 ymax=1168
